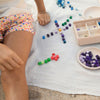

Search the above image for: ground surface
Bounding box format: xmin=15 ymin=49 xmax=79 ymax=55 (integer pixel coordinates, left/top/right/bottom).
xmin=0 ymin=77 xmax=100 ymax=100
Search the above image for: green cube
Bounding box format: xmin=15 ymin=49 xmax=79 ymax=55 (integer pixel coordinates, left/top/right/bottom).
xmin=44 ymin=59 xmax=48 ymax=63
xmin=69 ymin=16 xmax=72 ymax=19
xmin=62 ymin=23 xmax=65 ymax=26
xmin=64 ymin=22 xmax=67 ymax=25
xmin=67 ymin=19 xmax=69 ymax=22
xmin=47 ymin=58 xmax=51 ymax=62
xmin=38 ymin=62 xmax=42 ymax=65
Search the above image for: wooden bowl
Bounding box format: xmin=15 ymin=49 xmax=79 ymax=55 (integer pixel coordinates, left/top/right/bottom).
xmin=84 ymin=6 xmax=100 ymax=19
xmin=77 ymin=47 xmax=100 ymax=70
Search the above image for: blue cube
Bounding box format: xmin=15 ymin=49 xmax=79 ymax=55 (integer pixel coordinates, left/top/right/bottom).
xmin=67 ymin=1 xmax=70 ymax=4
xmin=42 ymin=36 xmax=45 ymax=39
xmin=54 ymin=20 xmax=58 ymax=23
xmin=98 ymin=22 xmax=100 ymax=26
xmin=71 ymin=7 xmax=74 ymax=10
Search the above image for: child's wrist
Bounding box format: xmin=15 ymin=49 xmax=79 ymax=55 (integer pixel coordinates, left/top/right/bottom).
xmin=38 ymin=10 xmax=46 ymax=14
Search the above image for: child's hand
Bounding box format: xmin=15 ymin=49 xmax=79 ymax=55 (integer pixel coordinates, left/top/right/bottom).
xmin=0 ymin=44 xmax=24 ymax=71
xmin=38 ymin=12 xmax=50 ymax=26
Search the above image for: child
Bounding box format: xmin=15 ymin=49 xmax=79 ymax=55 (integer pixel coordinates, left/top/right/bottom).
xmin=0 ymin=0 xmax=50 ymax=100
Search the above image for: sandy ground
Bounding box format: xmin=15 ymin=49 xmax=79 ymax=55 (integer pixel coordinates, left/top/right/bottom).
xmin=0 ymin=77 xmax=100 ymax=100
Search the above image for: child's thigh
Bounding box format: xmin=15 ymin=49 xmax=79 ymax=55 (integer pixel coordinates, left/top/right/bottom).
xmin=4 ymin=31 xmax=33 ymax=63
xmin=1 ymin=31 xmax=33 ymax=84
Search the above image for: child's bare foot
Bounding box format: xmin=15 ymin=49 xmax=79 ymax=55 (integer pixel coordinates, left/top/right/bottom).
xmin=38 ymin=12 xmax=50 ymax=26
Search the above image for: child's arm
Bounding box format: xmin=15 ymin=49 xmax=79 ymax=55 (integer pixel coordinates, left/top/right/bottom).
xmin=35 ymin=0 xmax=50 ymax=26
xmin=35 ymin=0 xmax=46 ymax=13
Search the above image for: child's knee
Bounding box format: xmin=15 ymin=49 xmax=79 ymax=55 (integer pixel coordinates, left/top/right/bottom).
xmin=1 ymin=66 xmax=25 ymax=86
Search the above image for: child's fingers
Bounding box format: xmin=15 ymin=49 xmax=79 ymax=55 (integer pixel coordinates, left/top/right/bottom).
xmin=38 ymin=18 xmax=43 ymax=25
xmin=0 ymin=65 xmax=5 ymax=71
xmin=42 ymin=17 xmax=48 ymax=25
xmin=46 ymin=17 xmax=50 ymax=24
xmin=40 ymin=20 xmax=44 ymax=25
xmin=41 ymin=18 xmax=45 ymax=25
xmin=39 ymin=20 xmax=45 ymax=26
xmin=38 ymin=13 xmax=50 ymax=26
xmin=44 ymin=16 xmax=48 ymax=24
xmin=47 ymin=15 xmax=50 ymax=22
xmin=7 ymin=58 xmax=20 ymax=68
xmin=11 ymin=53 xmax=24 ymax=65
xmin=39 ymin=21 xmax=42 ymax=25
xmin=44 ymin=14 xmax=50 ymax=24
xmin=1 ymin=61 xmax=13 ymax=70
xmin=4 ymin=62 xmax=13 ymax=70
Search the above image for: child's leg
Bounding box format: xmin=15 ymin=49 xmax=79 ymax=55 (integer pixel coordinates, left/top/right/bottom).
xmin=1 ymin=31 xmax=33 ymax=100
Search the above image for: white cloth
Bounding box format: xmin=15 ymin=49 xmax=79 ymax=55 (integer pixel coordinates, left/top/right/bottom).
xmin=0 ymin=0 xmax=34 ymax=17
xmin=26 ymin=0 xmax=100 ymax=96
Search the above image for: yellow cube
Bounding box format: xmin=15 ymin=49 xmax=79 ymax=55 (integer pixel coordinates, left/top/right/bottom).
xmin=41 ymin=61 xmax=44 ymax=64
xmin=58 ymin=28 xmax=62 ymax=32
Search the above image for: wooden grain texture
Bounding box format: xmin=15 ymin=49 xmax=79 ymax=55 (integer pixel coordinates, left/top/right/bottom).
xmin=0 ymin=77 xmax=100 ymax=100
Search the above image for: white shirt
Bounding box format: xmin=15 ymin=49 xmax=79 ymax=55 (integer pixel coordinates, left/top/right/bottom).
xmin=0 ymin=0 xmax=33 ymax=17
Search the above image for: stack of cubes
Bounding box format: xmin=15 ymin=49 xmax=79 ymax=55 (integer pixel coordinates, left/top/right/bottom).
xmin=54 ymin=20 xmax=66 ymax=44
xmin=38 ymin=53 xmax=60 ymax=66
xmin=57 ymin=0 xmax=65 ymax=8
xmin=62 ymin=16 xmax=72 ymax=31
xmin=51 ymin=53 xmax=60 ymax=61
xmin=67 ymin=1 xmax=74 ymax=10
xmin=61 ymin=33 xmax=66 ymax=43
xmin=80 ymin=51 xmax=100 ymax=67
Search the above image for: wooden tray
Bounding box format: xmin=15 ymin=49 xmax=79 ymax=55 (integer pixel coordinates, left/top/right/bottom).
xmin=73 ymin=17 xmax=100 ymax=45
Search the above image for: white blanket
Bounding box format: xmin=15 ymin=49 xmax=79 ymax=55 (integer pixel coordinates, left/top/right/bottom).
xmin=26 ymin=0 xmax=100 ymax=96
